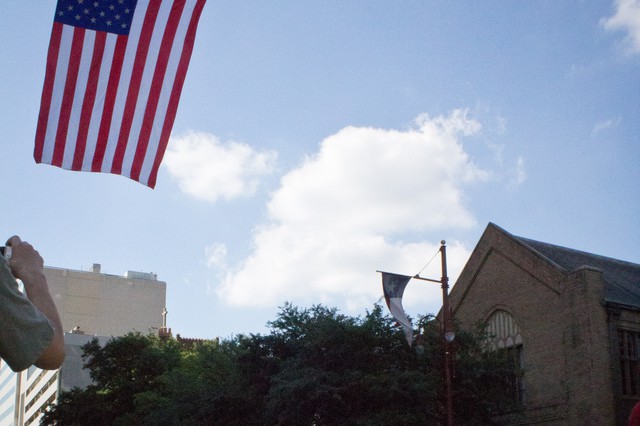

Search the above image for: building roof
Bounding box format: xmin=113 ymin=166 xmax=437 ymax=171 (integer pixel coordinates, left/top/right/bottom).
xmin=513 ymin=233 xmax=640 ymax=310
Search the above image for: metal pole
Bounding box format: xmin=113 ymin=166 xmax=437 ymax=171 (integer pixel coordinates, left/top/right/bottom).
xmin=440 ymin=241 xmax=454 ymax=426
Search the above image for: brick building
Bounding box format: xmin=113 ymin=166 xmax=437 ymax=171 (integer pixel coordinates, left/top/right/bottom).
xmin=449 ymin=223 xmax=640 ymax=425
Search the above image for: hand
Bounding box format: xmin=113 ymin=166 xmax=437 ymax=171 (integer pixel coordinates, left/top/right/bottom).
xmin=5 ymin=236 xmax=45 ymax=283
xmin=4 ymin=235 xmax=65 ymax=369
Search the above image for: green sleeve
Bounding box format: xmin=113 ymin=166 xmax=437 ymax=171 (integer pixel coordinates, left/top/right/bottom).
xmin=0 ymin=255 xmax=54 ymax=371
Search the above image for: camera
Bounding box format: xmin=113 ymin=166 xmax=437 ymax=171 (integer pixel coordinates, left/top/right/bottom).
xmin=0 ymin=246 xmax=10 ymax=258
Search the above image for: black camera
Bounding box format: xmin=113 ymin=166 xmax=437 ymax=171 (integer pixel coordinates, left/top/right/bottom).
xmin=1 ymin=246 xmax=13 ymax=258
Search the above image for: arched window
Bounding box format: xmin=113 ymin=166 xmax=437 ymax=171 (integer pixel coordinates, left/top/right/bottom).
xmin=484 ymin=309 xmax=525 ymax=406
xmin=484 ymin=309 xmax=523 ymax=350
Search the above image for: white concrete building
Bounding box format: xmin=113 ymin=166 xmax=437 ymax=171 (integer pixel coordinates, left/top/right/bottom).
xmin=46 ymin=264 xmax=166 ymax=336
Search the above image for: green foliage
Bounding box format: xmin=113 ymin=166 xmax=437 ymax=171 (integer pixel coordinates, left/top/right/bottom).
xmin=261 ymin=303 xmax=437 ymax=425
xmin=452 ymin=325 xmax=524 ymax=421
xmin=41 ymin=332 xmax=183 ymax=426
xmin=41 ymin=304 xmax=514 ymax=425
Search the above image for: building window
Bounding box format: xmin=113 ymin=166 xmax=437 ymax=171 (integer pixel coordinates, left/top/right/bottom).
xmin=484 ymin=309 xmax=525 ymax=406
xmin=619 ymin=329 xmax=640 ymax=397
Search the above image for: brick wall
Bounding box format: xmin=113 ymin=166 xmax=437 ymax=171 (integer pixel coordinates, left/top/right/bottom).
xmin=450 ymin=224 xmax=618 ymax=425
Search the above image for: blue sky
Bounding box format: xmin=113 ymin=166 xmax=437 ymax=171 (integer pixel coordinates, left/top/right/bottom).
xmin=2 ymin=1 xmax=639 ymax=339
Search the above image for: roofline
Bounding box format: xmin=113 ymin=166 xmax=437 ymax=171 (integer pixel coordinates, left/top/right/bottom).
xmin=486 ymin=222 xmax=567 ymax=273
xmin=605 ymin=300 xmax=640 ymax=313
xmin=488 ymin=222 xmax=640 ymax=271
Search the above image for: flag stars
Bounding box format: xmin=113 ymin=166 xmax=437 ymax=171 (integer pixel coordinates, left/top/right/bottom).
xmin=55 ymin=0 xmax=135 ymax=35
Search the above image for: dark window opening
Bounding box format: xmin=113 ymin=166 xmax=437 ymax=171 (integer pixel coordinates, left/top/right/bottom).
xmin=619 ymin=330 xmax=640 ymax=397
xmin=484 ymin=310 xmax=525 ymax=407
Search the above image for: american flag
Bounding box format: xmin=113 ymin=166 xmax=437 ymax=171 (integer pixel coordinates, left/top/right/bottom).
xmin=35 ymin=0 xmax=206 ymax=188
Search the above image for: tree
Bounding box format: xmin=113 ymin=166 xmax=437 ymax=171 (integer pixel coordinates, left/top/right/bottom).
xmin=41 ymin=304 xmax=514 ymax=425
xmin=261 ymin=303 xmax=438 ymax=425
xmin=41 ymin=333 xmax=182 ymax=425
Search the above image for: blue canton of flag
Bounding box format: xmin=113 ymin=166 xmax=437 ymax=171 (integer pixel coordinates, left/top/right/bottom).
xmin=54 ymin=0 xmax=138 ymax=36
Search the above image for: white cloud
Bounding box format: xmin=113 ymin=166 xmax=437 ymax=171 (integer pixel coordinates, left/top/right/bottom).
xmin=213 ymin=110 xmax=488 ymax=314
xmin=509 ymin=156 xmax=526 ymax=188
xmin=205 ymin=243 xmax=228 ymax=268
xmin=602 ymin=0 xmax=640 ymax=55
xmin=592 ymin=116 xmax=622 ymax=135
xmin=164 ymin=131 xmax=277 ymax=202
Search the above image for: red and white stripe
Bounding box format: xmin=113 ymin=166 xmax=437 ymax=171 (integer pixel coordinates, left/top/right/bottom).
xmin=35 ymin=0 xmax=206 ymax=188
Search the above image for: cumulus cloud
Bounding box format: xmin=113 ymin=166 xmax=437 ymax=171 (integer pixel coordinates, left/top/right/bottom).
xmin=602 ymin=0 xmax=640 ymax=55
xmin=213 ymin=110 xmax=488 ymax=314
xmin=164 ymin=131 xmax=277 ymax=202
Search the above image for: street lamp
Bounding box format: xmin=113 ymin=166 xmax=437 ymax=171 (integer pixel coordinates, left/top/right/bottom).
xmin=444 ymin=330 xmax=456 ymax=343
xmin=440 ymin=241 xmax=455 ymax=426
xmin=411 ymin=241 xmax=455 ymax=426
xmin=380 ymin=240 xmax=455 ymax=425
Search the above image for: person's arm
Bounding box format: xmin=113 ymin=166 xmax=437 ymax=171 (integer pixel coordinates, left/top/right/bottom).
xmin=6 ymin=236 xmax=65 ymax=370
